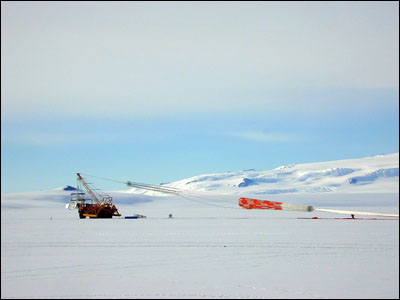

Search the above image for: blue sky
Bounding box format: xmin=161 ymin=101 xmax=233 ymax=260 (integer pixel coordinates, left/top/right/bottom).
xmin=1 ymin=2 xmax=399 ymax=193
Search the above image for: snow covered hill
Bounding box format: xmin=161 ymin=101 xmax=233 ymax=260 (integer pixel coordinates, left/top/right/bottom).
xmin=126 ymin=153 xmax=399 ymax=196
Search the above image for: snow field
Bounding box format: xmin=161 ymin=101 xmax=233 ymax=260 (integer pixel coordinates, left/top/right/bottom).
xmin=1 ymin=199 xmax=399 ymax=299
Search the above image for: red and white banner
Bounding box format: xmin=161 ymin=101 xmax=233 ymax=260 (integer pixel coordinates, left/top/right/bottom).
xmin=238 ymin=197 xmax=314 ymax=212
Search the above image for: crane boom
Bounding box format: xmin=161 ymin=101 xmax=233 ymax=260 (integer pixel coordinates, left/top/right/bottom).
xmin=77 ymin=173 xmax=100 ymax=203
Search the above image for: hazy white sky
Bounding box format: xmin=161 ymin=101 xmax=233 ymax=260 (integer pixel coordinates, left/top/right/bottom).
xmin=1 ymin=2 xmax=399 ymax=193
xmin=2 ymin=1 xmax=399 ymax=119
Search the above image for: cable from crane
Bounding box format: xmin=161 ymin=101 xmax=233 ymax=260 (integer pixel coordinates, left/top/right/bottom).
xmin=79 ymin=173 xmax=127 ymax=185
xmin=178 ymin=194 xmax=242 ymax=209
xmin=79 ymin=172 xmax=241 ymax=209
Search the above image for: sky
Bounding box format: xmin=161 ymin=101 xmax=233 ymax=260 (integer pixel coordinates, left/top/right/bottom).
xmin=1 ymin=1 xmax=399 ymax=193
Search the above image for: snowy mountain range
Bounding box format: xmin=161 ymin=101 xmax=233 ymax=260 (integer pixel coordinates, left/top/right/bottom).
xmin=126 ymin=153 xmax=399 ymax=196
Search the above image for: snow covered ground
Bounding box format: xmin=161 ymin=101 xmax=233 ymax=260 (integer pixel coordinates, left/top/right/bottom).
xmin=1 ymin=153 xmax=399 ymax=298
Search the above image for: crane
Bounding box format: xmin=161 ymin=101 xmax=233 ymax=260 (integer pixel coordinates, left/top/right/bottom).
xmin=75 ymin=173 xmax=120 ymax=218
